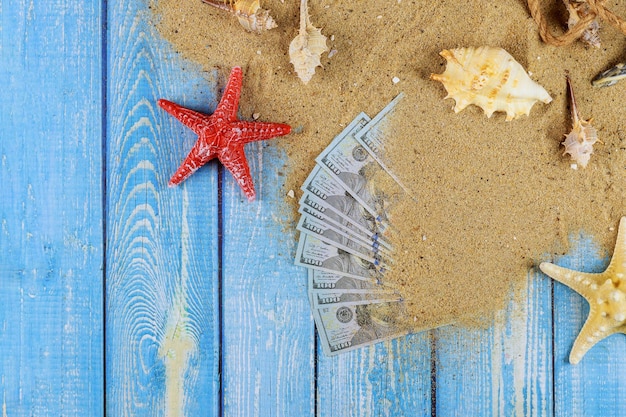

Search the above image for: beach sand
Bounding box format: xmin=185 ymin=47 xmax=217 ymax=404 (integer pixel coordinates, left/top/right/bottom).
xmin=152 ymin=0 xmax=626 ymax=330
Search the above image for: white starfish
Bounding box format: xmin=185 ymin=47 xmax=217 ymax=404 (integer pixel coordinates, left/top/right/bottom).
xmin=540 ymin=216 xmax=626 ymax=364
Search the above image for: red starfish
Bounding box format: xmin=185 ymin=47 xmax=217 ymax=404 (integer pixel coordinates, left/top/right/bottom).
xmin=158 ymin=66 xmax=291 ymax=201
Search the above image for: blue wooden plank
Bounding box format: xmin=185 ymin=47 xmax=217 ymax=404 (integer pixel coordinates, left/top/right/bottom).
xmin=0 ymin=1 xmax=103 ymax=415
xmin=434 ymin=270 xmax=553 ymax=416
xmin=317 ymin=334 xmax=432 ymax=417
xmin=221 ymin=137 xmax=315 ymax=416
xmin=105 ymin=0 xmax=220 ymax=415
xmin=551 ymin=233 xmax=626 ymax=417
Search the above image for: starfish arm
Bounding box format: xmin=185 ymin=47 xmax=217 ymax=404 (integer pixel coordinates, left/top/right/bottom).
xmin=539 ymin=262 xmax=606 ymax=299
xmin=169 ymin=142 xmax=217 ymax=186
xmin=158 ymin=99 xmax=212 ymax=136
xmin=213 ymin=66 xmax=243 ymax=122
xmin=605 ymin=216 xmax=626 ymax=277
xmin=230 ymin=121 xmax=292 ymax=144
xmin=219 ymin=144 xmax=256 ymax=201
xmin=568 ymin=309 xmax=616 ymax=364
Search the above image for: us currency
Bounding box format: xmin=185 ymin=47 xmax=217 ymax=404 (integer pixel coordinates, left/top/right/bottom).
xmin=296 ymin=214 xmax=392 ymax=265
xmin=313 ymin=301 xmax=408 ymax=355
xmin=316 ymin=112 xmax=393 ymax=223
xmin=312 ymin=289 xmax=402 ymax=308
xmin=295 ymin=233 xmax=386 ymax=281
xmin=298 ymin=204 xmax=393 ymax=255
xmin=301 ymin=165 xmax=388 ymax=228
xmin=299 ymin=192 xmax=392 ymax=251
xmin=308 ymin=269 xmax=387 ymax=290
xmin=354 ymin=93 xmax=415 ymax=199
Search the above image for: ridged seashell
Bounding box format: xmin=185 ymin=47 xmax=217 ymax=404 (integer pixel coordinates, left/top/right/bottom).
xmin=202 ymin=0 xmax=277 ymax=34
xmin=592 ymin=63 xmax=626 ymax=88
xmin=430 ymin=47 xmax=553 ymax=121
xmin=563 ymin=0 xmax=601 ymax=48
xmin=562 ymin=75 xmax=598 ymax=168
xmin=289 ymin=0 xmax=328 ymax=84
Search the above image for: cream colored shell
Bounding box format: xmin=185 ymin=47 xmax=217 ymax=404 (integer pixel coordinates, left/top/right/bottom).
xmin=202 ymin=0 xmax=277 ymax=34
xmin=430 ymin=47 xmax=553 ymax=121
xmin=562 ymin=75 xmax=598 ymax=168
xmin=289 ymin=0 xmax=328 ymax=84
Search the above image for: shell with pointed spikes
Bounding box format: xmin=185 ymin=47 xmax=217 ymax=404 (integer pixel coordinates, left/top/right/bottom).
xmin=562 ymin=120 xmax=598 ymax=168
xmin=289 ymin=0 xmax=328 ymax=84
xmin=202 ymin=0 xmax=277 ymax=34
xmin=562 ymin=75 xmax=598 ymax=168
xmin=430 ymin=47 xmax=553 ymax=121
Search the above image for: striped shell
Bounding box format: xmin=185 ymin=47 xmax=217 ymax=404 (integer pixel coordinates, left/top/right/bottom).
xmin=430 ymin=47 xmax=552 ymax=121
xmin=289 ymin=0 xmax=328 ymax=84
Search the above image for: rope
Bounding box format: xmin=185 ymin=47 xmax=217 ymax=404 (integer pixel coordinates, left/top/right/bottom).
xmin=527 ymin=0 xmax=626 ymax=46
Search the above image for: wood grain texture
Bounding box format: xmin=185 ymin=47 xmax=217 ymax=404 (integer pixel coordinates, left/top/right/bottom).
xmin=552 ymin=234 xmax=626 ymax=417
xmin=221 ymin=137 xmax=315 ymax=416
xmin=4 ymin=2 xmax=626 ymax=416
xmin=106 ymin=1 xmax=220 ymax=415
xmin=434 ymin=271 xmax=553 ymax=417
xmin=317 ymin=334 xmax=432 ymax=417
xmin=0 ymin=1 xmax=103 ymax=415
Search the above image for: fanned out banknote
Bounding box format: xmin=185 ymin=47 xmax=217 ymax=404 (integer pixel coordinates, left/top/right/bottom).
xmin=354 ymin=93 xmax=416 ymax=200
xmin=312 ymin=289 xmax=402 ymax=308
xmin=296 ymin=214 xmax=392 ymax=266
xmin=298 ymin=192 xmax=393 ymax=251
xmin=311 ymin=291 xmax=408 ymax=356
xmin=296 ymin=94 xmax=410 ymax=355
xmin=298 ymin=203 xmax=393 ymax=254
xmin=316 ymin=112 xmax=402 ymax=223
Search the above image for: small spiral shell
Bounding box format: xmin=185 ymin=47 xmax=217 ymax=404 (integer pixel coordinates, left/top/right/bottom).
xmin=563 ymin=0 xmax=601 ymax=48
xmin=202 ymin=0 xmax=277 ymax=34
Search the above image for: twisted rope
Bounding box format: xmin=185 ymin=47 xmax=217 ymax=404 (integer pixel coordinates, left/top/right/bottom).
xmin=527 ymin=0 xmax=626 ymax=46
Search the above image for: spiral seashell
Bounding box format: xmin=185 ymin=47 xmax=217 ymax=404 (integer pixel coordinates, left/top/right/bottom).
xmin=563 ymin=0 xmax=601 ymax=48
xmin=562 ymin=75 xmax=598 ymax=168
xmin=202 ymin=0 xmax=277 ymax=34
xmin=430 ymin=47 xmax=552 ymax=121
xmin=289 ymin=0 xmax=328 ymax=84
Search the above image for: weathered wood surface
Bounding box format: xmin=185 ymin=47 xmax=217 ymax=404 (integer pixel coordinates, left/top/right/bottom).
xmin=0 ymin=1 xmax=104 ymax=416
xmin=552 ymin=235 xmax=626 ymax=417
xmin=2 ymin=1 xmax=626 ymax=416
xmin=221 ymin=143 xmax=315 ymax=416
xmin=106 ymin=0 xmax=220 ymax=415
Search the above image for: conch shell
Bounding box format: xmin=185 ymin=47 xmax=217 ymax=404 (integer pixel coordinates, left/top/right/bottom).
xmin=289 ymin=0 xmax=328 ymax=84
xmin=562 ymin=75 xmax=598 ymax=168
xmin=202 ymin=0 xmax=277 ymax=34
xmin=430 ymin=47 xmax=553 ymax=121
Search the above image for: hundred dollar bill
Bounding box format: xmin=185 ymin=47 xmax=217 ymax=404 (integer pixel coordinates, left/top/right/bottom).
xmin=298 ymin=204 xmax=393 ymax=255
xmin=299 ymin=192 xmax=392 ymax=251
xmin=297 ymin=214 xmax=392 ymax=265
xmin=308 ymin=269 xmax=386 ymax=291
xmin=354 ymin=93 xmax=415 ymax=199
xmin=300 ymin=165 xmax=391 ymax=240
xmin=312 ymin=289 xmax=402 ymax=308
xmin=314 ymin=300 xmax=408 ymax=355
xmin=295 ymin=233 xmax=386 ymax=281
xmin=302 ymin=165 xmax=389 ymax=228
xmin=317 ymin=113 xmax=394 ymax=222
